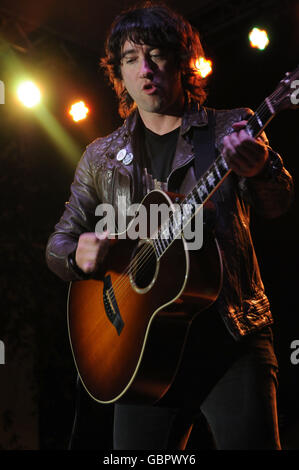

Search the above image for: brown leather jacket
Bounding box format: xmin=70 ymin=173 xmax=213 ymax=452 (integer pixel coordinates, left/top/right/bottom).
xmin=46 ymin=103 xmax=293 ymax=340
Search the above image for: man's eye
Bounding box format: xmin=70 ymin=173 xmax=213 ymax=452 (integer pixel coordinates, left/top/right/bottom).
xmin=126 ymin=57 xmax=137 ymax=64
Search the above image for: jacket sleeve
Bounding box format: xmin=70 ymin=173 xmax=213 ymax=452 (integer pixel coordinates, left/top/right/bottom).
xmin=46 ymin=145 xmax=100 ymax=281
xmin=238 ymin=149 xmax=294 ymax=219
xmin=237 ymin=109 xmax=294 ymax=218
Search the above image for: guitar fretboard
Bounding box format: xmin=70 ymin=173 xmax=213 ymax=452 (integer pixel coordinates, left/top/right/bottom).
xmin=153 ymin=154 xmax=229 ymax=258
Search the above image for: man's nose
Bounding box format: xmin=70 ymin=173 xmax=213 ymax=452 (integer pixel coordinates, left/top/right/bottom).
xmin=139 ymin=57 xmax=154 ymax=78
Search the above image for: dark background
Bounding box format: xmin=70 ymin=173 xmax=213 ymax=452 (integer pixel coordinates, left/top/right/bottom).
xmin=0 ymin=0 xmax=298 ymax=451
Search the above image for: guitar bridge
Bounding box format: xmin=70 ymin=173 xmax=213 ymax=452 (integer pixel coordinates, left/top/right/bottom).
xmin=103 ymin=275 xmax=124 ymax=335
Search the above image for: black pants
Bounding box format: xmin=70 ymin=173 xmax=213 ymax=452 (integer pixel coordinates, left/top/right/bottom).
xmin=113 ymin=310 xmax=281 ymax=450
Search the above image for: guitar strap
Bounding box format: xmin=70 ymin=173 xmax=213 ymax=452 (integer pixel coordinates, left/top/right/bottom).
xmin=193 ymin=107 xmax=216 ymax=180
xmin=193 ymin=107 xmax=223 ymax=205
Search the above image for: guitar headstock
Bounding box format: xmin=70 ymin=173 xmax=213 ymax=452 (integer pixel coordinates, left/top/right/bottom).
xmin=269 ymin=65 xmax=299 ymax=112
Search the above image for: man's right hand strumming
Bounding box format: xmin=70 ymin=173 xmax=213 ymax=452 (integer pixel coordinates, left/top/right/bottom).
xmin=75 ymin=231 xmax=110 ymax=274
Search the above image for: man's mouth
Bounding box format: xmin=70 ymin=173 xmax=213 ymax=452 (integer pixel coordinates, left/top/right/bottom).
xmin=142 ymin=83 xmax=158 ymax=94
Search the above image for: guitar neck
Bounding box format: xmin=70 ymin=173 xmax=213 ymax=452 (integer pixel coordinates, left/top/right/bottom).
xmin=153 ymin=97 xmax=278 ymax=259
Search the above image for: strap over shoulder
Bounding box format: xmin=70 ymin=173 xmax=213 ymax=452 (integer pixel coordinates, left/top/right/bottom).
xmin=193 ymin=107 xmax=217 ymax=180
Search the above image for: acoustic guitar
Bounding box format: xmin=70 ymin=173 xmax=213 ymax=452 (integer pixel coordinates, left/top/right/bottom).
xmin=67 ymin=65 xmax=299 ymax=404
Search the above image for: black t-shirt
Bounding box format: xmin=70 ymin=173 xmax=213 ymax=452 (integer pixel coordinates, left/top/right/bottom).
xmin=143 ymin=125 xmax=180 ymax=182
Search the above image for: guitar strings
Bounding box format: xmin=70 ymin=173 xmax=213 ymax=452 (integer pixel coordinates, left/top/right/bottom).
xmin=104 ymin=175 xmax=210 ymax=305
xmin=105 ymin=200 xmax=192 ymax=305
xmin=104 ymin=91 xmax=281 ymax=304
xmin=106 ymin=182 xmax=209 ymax=303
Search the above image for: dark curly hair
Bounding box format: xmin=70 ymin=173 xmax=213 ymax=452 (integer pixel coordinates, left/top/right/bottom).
xmin=100 ymin=2 xmax=208 ymax=118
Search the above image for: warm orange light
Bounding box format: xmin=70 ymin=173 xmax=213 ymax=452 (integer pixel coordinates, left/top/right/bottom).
xmin=194 ymin=57 xmax=213 ymax=78
xmin=249 ymin=27 xmax=269 ymax=50
xmin=69 ymin=101 xmax=89 ymax=122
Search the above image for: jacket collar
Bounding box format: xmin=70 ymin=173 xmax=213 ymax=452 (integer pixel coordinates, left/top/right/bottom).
xmin=181 ymin=101 xmax=208 ymax=134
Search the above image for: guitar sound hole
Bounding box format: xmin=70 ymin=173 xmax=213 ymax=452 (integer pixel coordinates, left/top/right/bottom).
xmin=131 ymin=242 xmax=157 ymax=290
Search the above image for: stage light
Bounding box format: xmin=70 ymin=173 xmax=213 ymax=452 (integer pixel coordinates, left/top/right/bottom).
xmin=17 ymin=81 xmax=41 ymax=108
xmin=69 ymin=101 xmax=89 ymax=122
xmin=249 ymin=28 xmax=269 ymax=50
xmin=194 ymin=57 xmax=213 ymax=78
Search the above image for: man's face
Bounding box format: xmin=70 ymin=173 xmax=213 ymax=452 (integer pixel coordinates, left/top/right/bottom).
xmin=120 ymin=40 xmax=184 ymax=116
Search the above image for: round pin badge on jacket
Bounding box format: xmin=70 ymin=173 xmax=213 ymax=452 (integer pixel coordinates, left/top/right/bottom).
xmin=116 ymin=148 xmax=126 ymax=161
xmin=123 ymin=153 xmax=133 ymax=165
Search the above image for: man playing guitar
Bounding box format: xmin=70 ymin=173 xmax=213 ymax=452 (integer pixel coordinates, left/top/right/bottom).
xmin=46 ymin=2 xmax=294 ymax=450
